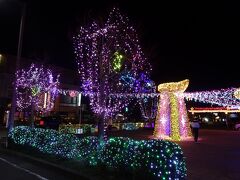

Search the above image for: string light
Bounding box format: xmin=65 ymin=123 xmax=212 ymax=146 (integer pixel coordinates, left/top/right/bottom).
xmin=234 ymin=88 xmax=240 ymax=99
xmin=73 ymin=8 xmax=152 ymax=118
xmin=158 ymin=79 xmax=189 ymax=93
xmin=73 ymin=7 xmax=152 ymax=141
xmin=9 ymin=126 xmax=98 ymax=160
xmin=16 ymin=63 xmax=59 ymax=112
xmin=178 ymin=94 xmax=191 ymax=137
xmin=112 ymin=51 xmax=124 ymax=72
xmin=169 ymin=93 xmax=181 ymax=141
xmin=154 ymin=80 xmax=191 ymax=141
xmin=184 ymin=87 xmax=240 ymax=108
xmin=58 ymin=82 xmax=239 ymax=142
xmin=9 ymin=126 xmax=187 ymax=179
xmin=154 ymin=92 xmax=170 ymax=138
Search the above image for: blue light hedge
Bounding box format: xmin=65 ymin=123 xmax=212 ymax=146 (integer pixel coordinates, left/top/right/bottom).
xmin=9 ymin=126 xmax=186 ymax=179
xmin=9 ymin=126 xmax=98 ymax=160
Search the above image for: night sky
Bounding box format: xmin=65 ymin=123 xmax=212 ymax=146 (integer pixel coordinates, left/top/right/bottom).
xmin=0 ymin=0 xmax=239 ymax=91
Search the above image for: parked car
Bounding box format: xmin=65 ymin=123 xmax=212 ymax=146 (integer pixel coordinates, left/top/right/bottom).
xmin=35 ymin=116 xmax=62 ymax=130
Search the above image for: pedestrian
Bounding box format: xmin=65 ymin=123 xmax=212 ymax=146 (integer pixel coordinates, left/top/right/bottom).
xmin=190 ymin=118 xmax=200 ymax=142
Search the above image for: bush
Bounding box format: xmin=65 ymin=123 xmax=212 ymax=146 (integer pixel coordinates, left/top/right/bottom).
xmin=99 ymin=137 xmax=186 ymax=179
xmin=9 ymin=126 xmax=98 ymax=161
xmin=9 ymin=126 xmax=186 ymax=179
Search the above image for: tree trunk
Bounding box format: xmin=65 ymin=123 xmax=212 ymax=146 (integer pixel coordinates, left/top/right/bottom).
xmin=98 ymin=111 xmax=106 ymax=144
xmin=30 ymin=102 xmax=35 ymax=128
xmin=97 ymin=90 xmax=108 ymax=143
xmin=98 ymin=43 xmax=108 ymax=144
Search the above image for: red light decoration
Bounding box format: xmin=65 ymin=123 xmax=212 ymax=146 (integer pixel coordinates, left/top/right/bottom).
xmin=69 ymin=90 xmax=77 ymax=97
xmin=39 ymin=120 xmax=44 ymax=126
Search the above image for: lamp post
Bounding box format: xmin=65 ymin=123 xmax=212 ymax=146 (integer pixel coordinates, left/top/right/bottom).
xmin=8 ymin=1 xmax=26 ymax=132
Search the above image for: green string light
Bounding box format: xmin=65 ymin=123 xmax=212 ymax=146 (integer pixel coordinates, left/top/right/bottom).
xmin=9 ymin=126 xmax=187 ymax=179
xmin=31 ymin=86 xmax=40 ymax=96
xmin=112 ymin=51 xmax=124 ymax=72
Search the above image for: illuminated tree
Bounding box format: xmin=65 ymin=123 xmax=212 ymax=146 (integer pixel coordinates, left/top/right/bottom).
xmin=16 ymin=63 xmax=59 ymax=126
xmin=73 ymin=8 xmax=151 ymax=141
xmin=135 ymin=73 xmax=157 ymax=121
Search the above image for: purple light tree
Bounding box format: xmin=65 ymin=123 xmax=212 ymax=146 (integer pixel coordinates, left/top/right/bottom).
xmin=73 ymin=8 xmax=152 ymax=141
xmin=16 ymin=64 xmax=59 ymax=127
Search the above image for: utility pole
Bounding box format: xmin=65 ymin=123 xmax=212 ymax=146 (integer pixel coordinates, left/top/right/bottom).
xmin=8 ymin=1 xmax=26 ymax=132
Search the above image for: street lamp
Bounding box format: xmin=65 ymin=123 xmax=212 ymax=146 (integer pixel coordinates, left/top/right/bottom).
xmin=8 ymin=1 xmax=26 ymax=132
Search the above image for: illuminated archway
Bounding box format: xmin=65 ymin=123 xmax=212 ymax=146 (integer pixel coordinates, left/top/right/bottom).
xmin=153 ymin=79 xmax=191 ymax=141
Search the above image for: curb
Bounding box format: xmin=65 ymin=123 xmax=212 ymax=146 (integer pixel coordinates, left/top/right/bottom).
xmin=0 ymin=147 xmax=92 ymax=180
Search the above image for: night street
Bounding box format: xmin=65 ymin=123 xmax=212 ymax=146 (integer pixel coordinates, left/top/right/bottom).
xmin=0 ymin=151 xmax=89 ymax=180
xmin=0 ymin=129 xmax=240 ymax=179
xmin=0 ymin=1 xmax=240 ymax=179
xmin=178 ymin=129 xmax=240 ymax=180
xmin=0 ymin=155 xmax=45 ymax=180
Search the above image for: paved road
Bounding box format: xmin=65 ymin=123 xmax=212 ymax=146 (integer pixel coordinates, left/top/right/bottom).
xmin=0 ymin=151 xmax=89 ymax=180
xmin=110 ymin=129 xmax=240 ymax=180
xmin=177 ymin=130 xmax=240 ymax=180
xmin=0 ymin=126 xmax=7 ymax=137
xmin=0 ymin=155 xmax=45 ymax=180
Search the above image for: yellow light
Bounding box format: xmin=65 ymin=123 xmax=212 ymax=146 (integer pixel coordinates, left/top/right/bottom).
xmin=169 ymin=93 xmax=181 ymax=141
xmin=158 ymin=79 xmax=189 ymax=93
xmin=234 ymin=88 xmax=240 ymax=99
xmin=154 ymin=79 xmax=191 ymax=141
xmin=153 ymin=101 xmax=162 ymax=138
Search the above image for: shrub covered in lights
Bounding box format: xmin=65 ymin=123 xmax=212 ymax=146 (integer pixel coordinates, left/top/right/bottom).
xmin=99 ymin=137 xmax=186 ymax=179
xmin=59 ymin=124 xmax=95 ymax=134
xmin=9 ymin=126 xmax=98 ymax=160
xmin=9 ymin=127 xmax=186 ymax=179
